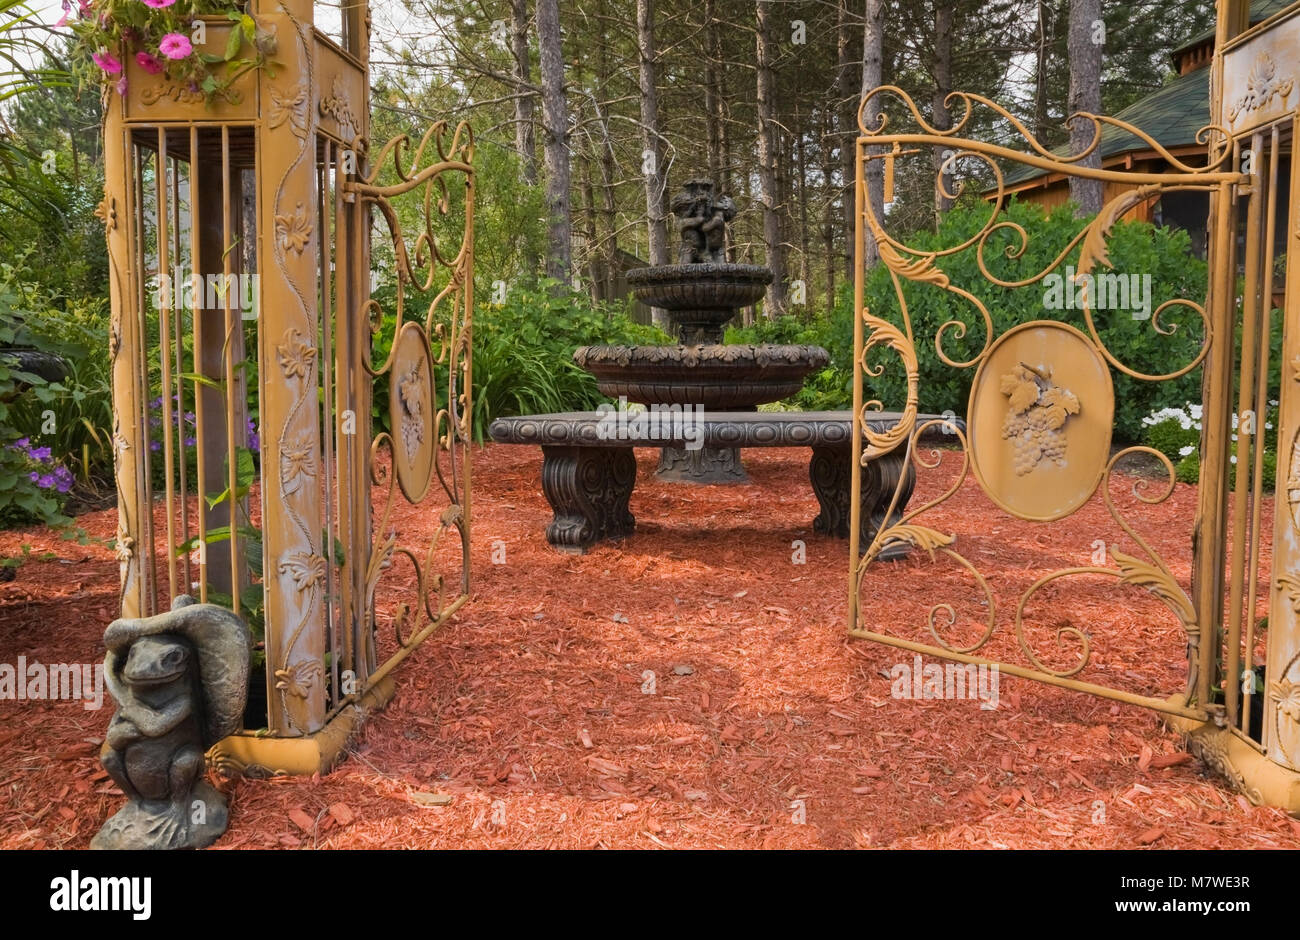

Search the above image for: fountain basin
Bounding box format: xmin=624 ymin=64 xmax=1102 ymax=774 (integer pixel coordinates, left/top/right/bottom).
xmin=574 ymin=343 xmax=829 ymax=411
xmin=626 ymin=263 xmax=772 ymax=343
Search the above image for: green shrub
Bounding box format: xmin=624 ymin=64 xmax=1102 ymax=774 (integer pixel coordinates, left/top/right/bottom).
xmin=3 ymin=261 xmax=113 ymax=483
xmin=725 ymin=202 xmax=1215 ymax=440
xmin=856 ymin=200 xmax=1211 ymax=443
xmin=368 ymin=280 xmax=669 ymax=441
xmin=0 ymin=269 xmax=78 ymax=528
xmin=1142 ymin=401 xmax=1279 ymax=490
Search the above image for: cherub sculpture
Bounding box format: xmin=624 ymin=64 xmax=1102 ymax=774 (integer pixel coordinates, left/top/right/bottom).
xmin=669 ymin=178 xmax=735 ymax=264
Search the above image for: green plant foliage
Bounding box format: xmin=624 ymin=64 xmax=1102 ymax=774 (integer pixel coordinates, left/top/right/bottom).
xmin=0 ymin=269 xmax=78 ymax=528
xmin=69 ymin=0 xmax=274 ymax=104
xmin=1143 ymin=401 xmax=1280 ymax=490
xmin=4 ymin=261 xmax=113 ymax=483
xmin=368 ymin=278 xmax=667 ymax=442
xmin=735 ymin=201 xmax=1213 ymax=443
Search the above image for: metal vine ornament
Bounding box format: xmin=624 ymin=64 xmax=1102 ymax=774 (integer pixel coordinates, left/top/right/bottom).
xmin=347 ymin=120 xmax=475 ymax=665
xmin=847 ymin=84 xmax=1246 ymax=719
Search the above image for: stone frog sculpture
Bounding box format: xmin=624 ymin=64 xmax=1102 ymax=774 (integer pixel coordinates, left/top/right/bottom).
xmin=91 ymin=595 xmax=249 ymax=850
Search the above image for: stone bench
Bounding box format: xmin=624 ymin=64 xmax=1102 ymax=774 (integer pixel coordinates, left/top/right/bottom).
xmin=489 ymin=410 xmax=953 ymax=555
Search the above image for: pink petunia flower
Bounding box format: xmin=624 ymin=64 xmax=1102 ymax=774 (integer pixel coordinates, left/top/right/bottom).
xmin=158 ymin=33 xmax=193 ymax=60
xmin=135 ymin=51 xmax=164 ymax=74
xmin=115 ymin=76 xmax=128 ymax=96
xmin=141 ymin=0 xmax=176 ymax=6
xmin=91 ymin=49 xmax=122 ymax=74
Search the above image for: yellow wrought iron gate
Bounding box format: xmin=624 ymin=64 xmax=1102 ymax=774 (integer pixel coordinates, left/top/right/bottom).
xmin=847 ymin=0 xmax=1300 ymax=809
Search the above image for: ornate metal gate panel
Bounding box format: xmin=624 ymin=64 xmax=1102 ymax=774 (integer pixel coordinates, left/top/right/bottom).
xmin=848 ymin=1 xmax=1300 ymax=809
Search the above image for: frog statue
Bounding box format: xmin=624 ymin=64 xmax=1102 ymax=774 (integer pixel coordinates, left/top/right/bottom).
xmin=91 ymin=595 xmax=250 ymax=850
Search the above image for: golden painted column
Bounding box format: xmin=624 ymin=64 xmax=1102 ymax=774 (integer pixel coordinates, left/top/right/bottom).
xmin=103 ymin=92 xmax=152 ymax=620
xmin=256 ymin=0 xmax=326 ymax=734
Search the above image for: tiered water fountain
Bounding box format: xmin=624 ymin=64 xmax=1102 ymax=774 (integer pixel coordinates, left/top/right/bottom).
xmin=573 ymin=178 xmax=829 ymax=482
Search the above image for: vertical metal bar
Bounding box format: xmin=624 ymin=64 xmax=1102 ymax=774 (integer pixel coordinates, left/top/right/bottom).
xmin=335 ymin=136 xmax=359 ymax=683
xmin=223 ymin=126 xmax=240 ymax=612
xmin=320 ymin=138 xmax=339 ymax=705
xmin=1227 ymin=131 xmax=1266 ymax=728
xmin=461 ymin=161 xmax=474 ymax=582
xmin=172 ymin=144 xmax=192 ymax=594
xmin=1265 ymin=118 xmax=1300 ymax=766
xmin=133 ymin=141 xmax=158 ymax=616
xmin=848 ymin=137 xmax=865 ymax=632
xmin=1243 ymin=124 xmax=1281 ymax=737
xmin=1196 ymin=171 xmax=1239 ymax=711
xmin=188 ymin=125 xmax=209 ymax=605
xmin=156 ymin=127 xmax=179 ymax=603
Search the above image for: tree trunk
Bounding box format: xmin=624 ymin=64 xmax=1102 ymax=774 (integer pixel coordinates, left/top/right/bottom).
xmin=537 ymin=0 xmax=572 ymax=286
xmin=932 ymin=0 xmax=955 ymax=222
xmin=705 ymin=0 xmax=723 ymax=188
xmin=636 ymin=0 xmax=670 ymax=329
xmin=861 ymin=0 xmax=885 ymax=270
xmin=796 ymin=111 xmax=809 ymax=313
xmin=580 ymin=142 xmax=600 ymax=302
xmin=596 ymin=3 xmax=619 ymax=305
xmin=511 ymin=0 xmax=539 ymax=284
xmin=1033 ymin=0 xmax=1051 ymax=143
xmin=822 ymin=109 xmax=837 ymax=308
xmin=1067 ymin=0 xmax=1103 ymax=216
xmin=756 ymin=0 xmax=787 ymax=318
xmin=837 ymin=0 xmax=856 ymax=281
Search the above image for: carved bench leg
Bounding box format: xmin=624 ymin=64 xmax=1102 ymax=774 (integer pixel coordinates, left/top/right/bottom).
xmin=809 ymin=446 xmax=916 ymax=559
xmin=540 ymin=446 xmax=636 ymax=554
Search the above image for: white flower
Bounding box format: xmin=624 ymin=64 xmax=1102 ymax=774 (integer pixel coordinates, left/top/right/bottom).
xmin=1179 ymin=445 xmax=1195 ymax=457
xmin=1189 ymin=404 xmax=1204 ymax=419
xmin=1231 ymin=455 xmax=1238 ymax=464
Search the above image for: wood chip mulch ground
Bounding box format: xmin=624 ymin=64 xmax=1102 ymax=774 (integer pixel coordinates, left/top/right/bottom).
xmin=2 ymin=442 xmax=1298 ymax=849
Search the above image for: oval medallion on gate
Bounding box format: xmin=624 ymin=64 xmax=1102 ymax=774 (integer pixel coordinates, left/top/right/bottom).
xmin=389 ymin=321 xmax=436 ymax=504
xmin=968 ymin=321 xmax=1113 ymax=522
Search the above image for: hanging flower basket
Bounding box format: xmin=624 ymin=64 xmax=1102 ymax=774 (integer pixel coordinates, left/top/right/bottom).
xmin=68 ymin=0 xmax=276 ymax=103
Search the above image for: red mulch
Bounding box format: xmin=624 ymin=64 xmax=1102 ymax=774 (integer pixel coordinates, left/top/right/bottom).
xmin=1 ymin=443 xmax=1297 ymax=850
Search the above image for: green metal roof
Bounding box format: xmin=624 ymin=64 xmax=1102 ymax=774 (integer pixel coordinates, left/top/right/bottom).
xmin=1002 ymin=0 xmax=1291 ymax=189
xmin=1172 ymin=0 xmax=1292 ymax=59
xmin=1002 ymin=66 xmax=1209 ymax=187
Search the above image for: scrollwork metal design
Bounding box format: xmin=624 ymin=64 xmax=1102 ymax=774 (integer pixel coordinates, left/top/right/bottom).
xmin=342 ymin=120 xmax=474 ymax=694
xmin=849 ymin=87 xmax=1224 ymax=716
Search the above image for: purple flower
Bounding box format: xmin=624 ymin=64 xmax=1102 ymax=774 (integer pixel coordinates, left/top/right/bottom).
xmin=150 ymin=440 xmax=162 ymax=452
xmin=28 ymin=471 xmax=39 ymax=483
xmin=36 ymin=474 xmax=56 ymax=490
xmin=14 ymin=437 xmax=28 ymax=449
xmin=30 ymin=446 xmax=51 ymax=462
xmin=183 ymin=436 xmax=196 ymax=447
